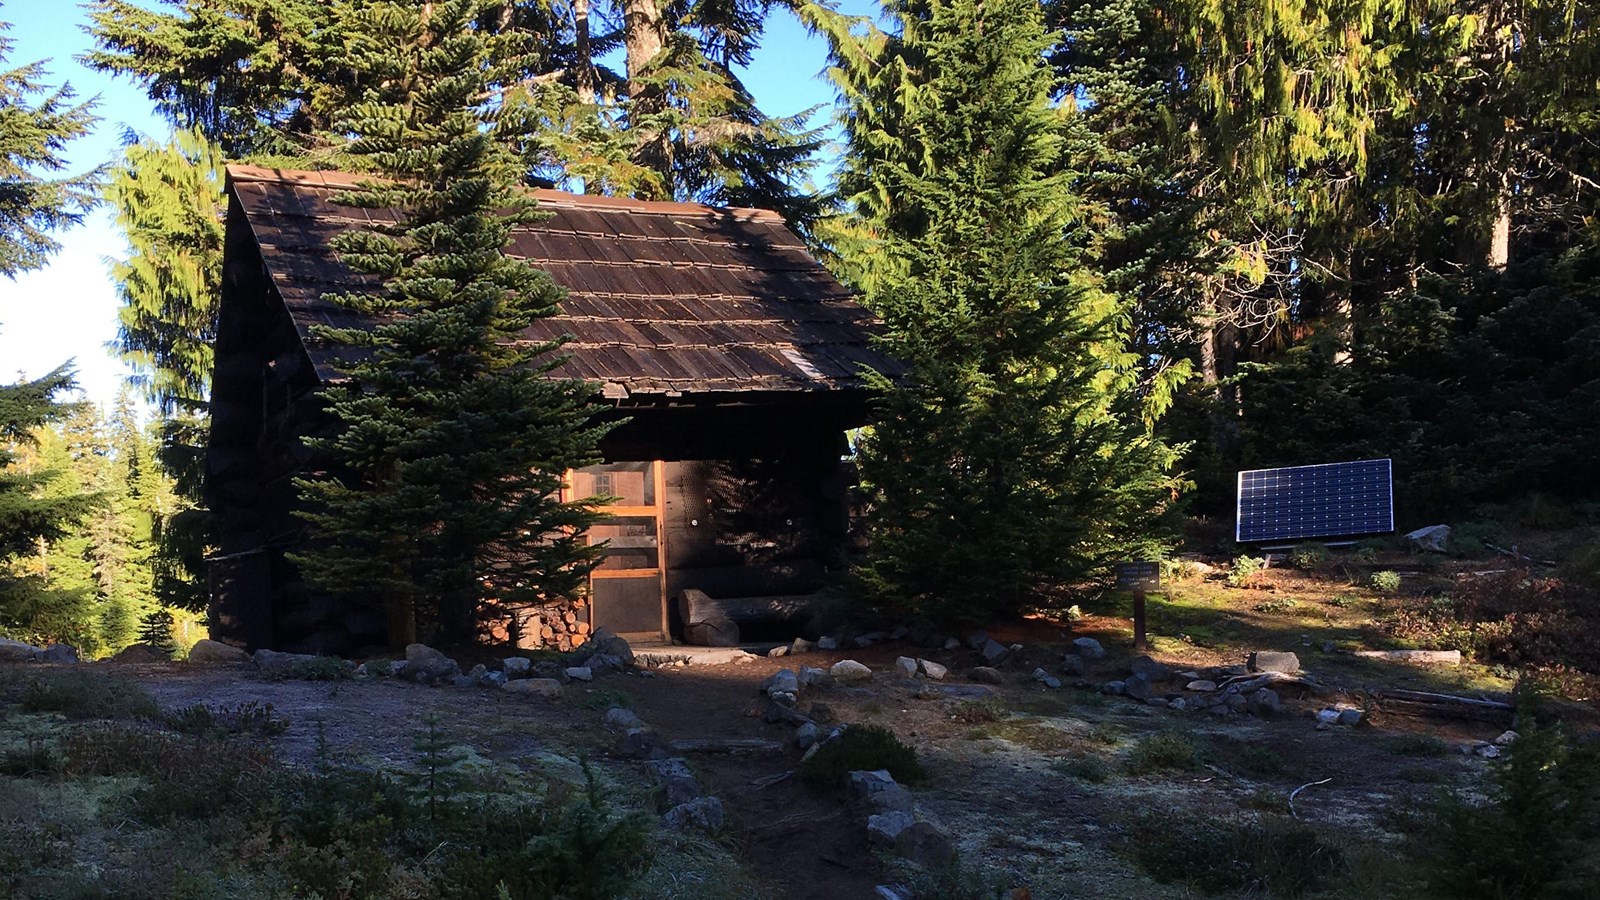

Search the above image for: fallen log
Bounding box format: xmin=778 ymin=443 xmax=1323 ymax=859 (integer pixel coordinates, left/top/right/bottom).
xmin=1215 ymin=671 xmax=1327 ymax=695
xmin=1353 ymin=649 xmax=1461 ymax=666
xmin=669 ymin=738 xmax=784 ymax=754
xmin=678 ymin=588 xmax=826 ymax=629
xmin=1369 ymin=687 xmax=1514 ymax=725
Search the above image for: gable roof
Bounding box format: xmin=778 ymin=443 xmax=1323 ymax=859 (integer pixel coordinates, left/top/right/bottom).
xmin=226 ymin=165 xmax=898 ymax=400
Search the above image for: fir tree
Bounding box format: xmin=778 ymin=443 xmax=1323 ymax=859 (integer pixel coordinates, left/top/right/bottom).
xmin=135 ymin=607 xmax=176 ymax=654
xmin=807 ymin=0 xmax=1184 ymax=625
xmin=292 ymin=0 xmax=610 ymax=645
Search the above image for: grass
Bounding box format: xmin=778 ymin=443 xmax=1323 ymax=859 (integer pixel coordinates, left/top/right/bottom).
xmin=1127 ymin=812 xmax=1346 ymax=897
xmin=13 ymin=672 xmax=159 ymax=720
xmin=1383 ymin=733 xmax=1453 ymax=758
xmin=1051 ymin=753 xmax=1112 ymax=783
xmin=578 ymin=687 xmax=635 ymax=711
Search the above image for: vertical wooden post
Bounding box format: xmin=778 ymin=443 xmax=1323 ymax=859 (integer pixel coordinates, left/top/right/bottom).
xmin=1133 ymin=589 xmax=1147 ymax=653
xmin=653 ymin=459 xmax=669 ymax=643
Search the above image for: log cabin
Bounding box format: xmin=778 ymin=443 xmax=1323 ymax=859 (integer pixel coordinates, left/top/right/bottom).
xmin=207 ymin=166 xmax=899 ymax=654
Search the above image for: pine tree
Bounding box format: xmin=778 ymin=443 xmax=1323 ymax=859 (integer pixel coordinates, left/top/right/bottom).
xmin=292 ymin=0 xmax=610 ymax=645
xmin=807 ymin=0 xmax=1183 ymax=626
xmin=135 ymin=607 xmax=176 ymax=654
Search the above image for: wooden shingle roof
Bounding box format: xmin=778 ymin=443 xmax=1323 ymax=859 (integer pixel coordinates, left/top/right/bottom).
xmin=227 ymin=165 xmax=899 ymax=399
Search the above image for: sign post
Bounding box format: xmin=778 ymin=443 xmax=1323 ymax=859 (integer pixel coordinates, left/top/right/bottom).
xmin=1114 ymin=562 xmax=1161 ymax=653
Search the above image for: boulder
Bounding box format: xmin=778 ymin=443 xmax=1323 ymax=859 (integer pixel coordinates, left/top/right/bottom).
xmin=979 ymin=639 xmax=1011 ymax=666
xmin=465 ymin=663 xmax=487 ymax=682
xmin=849 ymin=770 xmax=914 ymax=813
xmin=502 ymin=656 xmax=531 ymax=678
xmin=830 ymin=659 xmax=873 ymax=683
xmin=647 ymin=757 xmax=703 ymax=810
xmin=1185 ymin=679 xmax=1217 ymax=692
xmin=481 ymin=671 xmax=508 ymax=688
xmin=616 ymin=728 xmax=672 ymax=760
xmin=253 ymin=648 xmax=318 ymax=676
xmin=1071 ymin=638 xmax=1106 ymax=660
xmin=969 ymin=666 xmax=1004 ymax=684
xmin=1247 ymin=688 xmax=1282 ymax=717
xmin=531 ymin=660 xmax=567 ymax=682
xmin=1315 ymin=708 xmax=1341 ymax=726
xmin=501 ymin=677 xmax=562 ymax=697
xmin=663 ymin=796 xmax=724 ymax=833
xmin=867 ymin=810 xmax=916 ymax=847
xmin=768 ymin=645 xmax=789 ymax=658
xmin=605 ymin=707 xmax=645 ymax=729
xmin=565 ymin=666 xmax=594 ymax=682
xmin=451 ymin=674 xmax=475 ymax=687
xmin=1247 ymin=651 xmax=1301 ymax=674
xmin=762 ymin=668 xmax=800 ymax=697
xmin=943 ymin=637 xmax=962 ymax=651
xmin=1130 ymin=655 xmax=1172 ymax=681
xmin=39 ymin=644 xmax=78 ymax=663
xmin=790 ymin=637 xmax=815 ymax=655
xmin=1101 ymin=680 xmax=1126 ymax=696
xmin=798 ymin=666 xmax=832 ymax=689
xmin=817 ymin=636 xmax=839 ymax=650
xmin=1494 ymin=730 xmax=1519 ymax=746
xmin=404 ymin=643 xmax=460 ymax=683
xmin=764 ymin=700 xmax=810 ymax=726
xmin=188 ymin=639 xmax=249 ymax=665
xmin=113 ymin=643 xmax=172 ymax=663
xmin=0 ymin=637 xmax=41 ymax=662
xmin=895 ymin=822 xmax=957 ymax=869
xmin=918 ymin=659 xmax=948 ymax=681
xmin=1405 ymin=524 xmax=1451 ymax=553
xmin=1123 ymin=673 xmax=1154 ymax=701
xmin=894 ymin=656 xmax=919 ymax=677
xmin=585 ymin=627 xmax=635 ymax=666
xmin=965 ymin=631 xmax=990 ymax=651
xmin=1032 ymin=667 xmax=1062 ymax=689
xmin=795 ymin=722 xmax=820 ymax=750
xmin=1337 ymin=708 xmax=1364 ymax=727
xmin=1059 ymin=654 xmax=1085 ymax=677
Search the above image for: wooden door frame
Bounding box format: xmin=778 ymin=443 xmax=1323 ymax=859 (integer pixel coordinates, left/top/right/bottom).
xmin=567 ymin=460 xmax=669 ymax=645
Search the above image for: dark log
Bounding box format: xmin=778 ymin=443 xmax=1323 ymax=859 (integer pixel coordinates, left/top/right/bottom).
xmin=669 ymin=738 xmax=783 ymax=754
xmin=677 ymin=587 xmax=825 ymax=629
xmin=1377 ymin=698 xmax=1513 ymax=725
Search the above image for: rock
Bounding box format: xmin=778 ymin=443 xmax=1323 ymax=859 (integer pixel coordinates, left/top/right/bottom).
xmin=565 ymin=666 xmax=594 ymax=682
xmin=585 ymin=627 xmax=635 ymax=667
xmin=1124 ymin=673 xmax=1155 ymax=701
xmin=605 ymin=707 xmax=645 ymax=729
xmin=1146 ymin=697 xmax=1169 ymax=708
xmin=1226 ymin=693 xmax=1248 ymax=712
xmin=876 ymin=885 xmax=913 ymax=900
xmin=1168 ymin=698 xmax=1187 ymax=711
xmin=1186 ymin=680 xmax=1217 ymax=692
xmin=894 ymin=656 xmax=919 ymax=677
xmin=253 ymin=648 xmax=318 ymax=676
xmin=969 ymin=666 xmax=1004 ymax=685
xmin=1336 ymin=708 xmax=1363 ymax=727
xmin=965 ymin=631 xmax=990 ymax=651
xmin=685 ymin=617 xmax=740 ymax=647
xmin=918 ymin=659 xmax=947 ymax=681
xmin=932 ymin=684 xmax=997 ymax=700
xmin=112 ymin=643 xmax=172 ymax=663
xmin=404 ymin=643 xmax=460 ymax=682
xmin=616 ymin=728 xmax=672 ymax=760
xmin=501 ymin=677 xmax=562 ymax=697
xmin=1247 ymin=651 xmax=1301 ymax=674
xmin=1130 ymin=655 xmax=1172 ymax=681
xmin=798 ymin=666 xmax=832 ymax=689
xmin=890 ymin=624 xmax=911 ymax=641
xmin=1059 ymin=655 xmax=1085 ymax=677
xmin=979 ymin=639 xmax=1011 ymax=666
xmin=187 ymin=639 xmax=249 ymax=665
xmin=763 ymin=669 xmax=800 ymax=696
xmin=1101 ymin=680 xmax=1126 ymax=695
xmin=849 ymin=769 xmax=915 ymax=813
xmin=867 ymin=810 xmax=916 ymax=847
xmin=856 ymin=631 xmax=888 ymax=648
xmin=790 ymin=638 xmax=814 ymax=654
xmin=1475 ymin=743 xmax=1502 ymax=759
xmin=1405 ymin=524 xmax=1451 ymax=553
xmin=943 ymin=637 xmax=962 ymax=651
xmin=817 ymin=636 xmax=839 ymax=650
xmin=1032 ymin=667 xmax=1062 ymax=689
xmin=0 ymin=637 xmax=41 ymax=662
xmin=764 ymin=700 xmax=810 ymax=726
xmin=767 ymin=645 xmax=789 ymax=658
xmin=648 ymin=758 xmax=703 ymax=810
xmin=1494 ymin=730 xmax=1519 ymax=746
xmin=481 ymin=671 xmax=508 ymax=688
xmin=1247 ymin=688 xmax=1282 ymax=717
xmin=502 ymin=657 xmax=531 ymax=678
xmin=1071 ymin=638 xmax=1106 ymax=660
xmin=1316 ymin=708 xmax=1341 ymax=726
xmin=37 ymin=643 xmax=77 ymax=663
xmin=465 ymin=663 xmax=487 ymax=681
xmin=796 ymin=722 xmax=819 ymax=749
xmin=807 ymin=702 xmax=836 ymax=723
xmin=830 ymin=659 xmax=873 ymax=683
xmin=663 ymin=796 xmax=724 ymax=833
xmin=895 ymin=822 xmax=957 ymax=869
xmin=531 ymin=660 xmax=566 ymax=682
xmin=451 ymin=674 xmax=475 ymax=687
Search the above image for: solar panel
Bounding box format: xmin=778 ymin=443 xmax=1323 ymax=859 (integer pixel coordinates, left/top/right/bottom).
xmin=1236 ymin=459 xmax=1394 ymax=543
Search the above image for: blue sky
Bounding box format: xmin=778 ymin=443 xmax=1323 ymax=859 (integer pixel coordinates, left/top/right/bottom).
xmin=0 ymin=1 xmax=866 ymax=409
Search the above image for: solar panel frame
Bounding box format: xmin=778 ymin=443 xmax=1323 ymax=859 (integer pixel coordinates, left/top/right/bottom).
xmin=1235 ymin=458 xmax=1394 ymax=544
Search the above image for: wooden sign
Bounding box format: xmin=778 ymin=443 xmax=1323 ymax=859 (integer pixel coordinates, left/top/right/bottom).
xmin=1114 ymin=561 xmax=1161 ymax=591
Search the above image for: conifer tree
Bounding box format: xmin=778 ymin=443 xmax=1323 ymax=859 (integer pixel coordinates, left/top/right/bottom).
xmin=292 ymin=0 xmax=609 ymax=645
xmin=806 ymin=0 xmax=1184 ymax=625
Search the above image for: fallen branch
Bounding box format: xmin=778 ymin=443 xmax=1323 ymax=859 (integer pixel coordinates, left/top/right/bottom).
xmin=1215 ymin=671 xmax=1326 ymax=694
xmin=749 ymin=770 xmax=794 ymax=789
xmin=1289 ymin=777 xmax=1333 ymax=820
xmin=669 ymin=738 xmax=783 ymax=754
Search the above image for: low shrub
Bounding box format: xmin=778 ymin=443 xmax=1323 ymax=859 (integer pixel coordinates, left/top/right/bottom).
xmin=1128 ymin=812 xmax=1344 ymax=896
xmin=1384 ymin=571 xmax=1600 ymax=680
xmin=578 ymin=688 xmax=634 ymax=711
xmin=1123 ymin=732 xmax=1204 ymax=776
xmin=19 ymin=672 xmax=159 ymax=720
xmin=1371 ymin=570 xmax=1403 ymax=593
xmin=165 ymin=701 xmax=289 ymax=738
xmin=1052 ymin=753 xmax=1111 ymax=783
xmin=1288 ymin=543 xmax=1331 ymax=570
xmin=1382 ymin=732 xmax=1452 ymax=758
xmin=1227 ymin=556 xmax=1267 ymax=588
xmin=800 ymin=724 xmax=925 ymax=791
xmin=1254 ymin=597 xmax=1299 ymax=614
xmin=949 ymin=698 xmax=1007 ymax=724
xmin=0 ymin=740 xmax=63 ymax=778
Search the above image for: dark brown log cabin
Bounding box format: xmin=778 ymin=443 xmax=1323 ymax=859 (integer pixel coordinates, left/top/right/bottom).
xmin=208 ymin=166 xmax=898 ymax=654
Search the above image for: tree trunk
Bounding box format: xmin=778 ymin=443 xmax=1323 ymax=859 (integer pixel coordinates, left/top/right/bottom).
xmin=1488 ymin=163 xmax=1512 ymax=270
xmin=574 ymin=0 xmax=596 ymax=104
xmin=624 ymin=0 xmax=672 ymax=190
xmin=388 ymin=593 xmax=417 ymax=647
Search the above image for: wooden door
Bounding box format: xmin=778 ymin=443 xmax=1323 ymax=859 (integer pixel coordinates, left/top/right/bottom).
xmin=566 ymin=461 xmax=668 ymax=644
